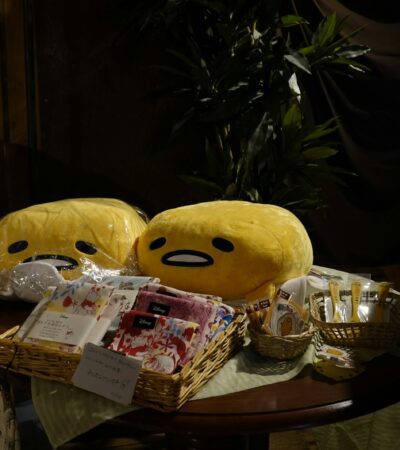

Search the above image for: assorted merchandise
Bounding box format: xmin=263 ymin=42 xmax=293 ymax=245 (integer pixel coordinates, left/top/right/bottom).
xmin=316 ymin=278 xmax=394 ymax=324
xmin=11 ymin=276 xmax=238 ymax=376
xmin=245 ymin=286 xmax=314 ymax=360
xmin=1 ymin=198 xmax=399 ymax=409
xmin=310 ymin=283 xmax=400 ymax=348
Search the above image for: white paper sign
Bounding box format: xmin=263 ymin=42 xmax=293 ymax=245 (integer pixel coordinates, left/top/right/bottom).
xmin=71 ymin=343 xmax=142 ymax=405
xmin=26 ymin=311 xmax=96 ymax=345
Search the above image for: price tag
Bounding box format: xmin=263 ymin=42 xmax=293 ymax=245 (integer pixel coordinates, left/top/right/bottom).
xmin=72 ymin=343 xmax=142 ymax=405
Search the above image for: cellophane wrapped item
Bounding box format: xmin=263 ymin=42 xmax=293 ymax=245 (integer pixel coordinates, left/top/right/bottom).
xmin=0 ymin=198 xmax=148 ymax=302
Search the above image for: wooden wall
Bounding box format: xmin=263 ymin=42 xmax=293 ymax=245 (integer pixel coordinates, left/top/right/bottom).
xmin=0 ymin=0 xmax=31 ymax=213
xmin=1 ymin=0 xmax=208 ymax=218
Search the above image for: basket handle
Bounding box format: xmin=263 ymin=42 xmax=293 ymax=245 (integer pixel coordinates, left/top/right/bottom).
xmin=0 ymin=326 xmax=20 ymax=340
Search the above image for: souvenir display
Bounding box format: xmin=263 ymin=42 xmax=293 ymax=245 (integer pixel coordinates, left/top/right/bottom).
xmin=310 ymin=280 xmax=400 ymax=348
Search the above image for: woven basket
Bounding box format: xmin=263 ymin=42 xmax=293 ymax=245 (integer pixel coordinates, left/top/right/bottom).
xmin=248 ymin=325 xmax=314 ymax=360
xmin=310 ymin=291 xmax=400 ymax=348
xmin=0 ymin=327 xmax=19 ymax=369
xmin=0 ymin=313 xmax=246 ymax=412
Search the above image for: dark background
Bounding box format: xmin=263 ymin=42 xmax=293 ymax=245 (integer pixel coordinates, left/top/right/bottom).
xmin=1 ymin=0 xmax=399 ymax=273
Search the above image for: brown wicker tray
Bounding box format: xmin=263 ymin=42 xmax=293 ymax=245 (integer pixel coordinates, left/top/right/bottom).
xmin=248 ymin=325 xmax=314 ymax=360
xmin=0 ymin=313 xmax=246 ymax=412
xmin=310 ymin=291 xmax=400 ymax=348
xmin=0 ymin=327 xmax=19 ymax=368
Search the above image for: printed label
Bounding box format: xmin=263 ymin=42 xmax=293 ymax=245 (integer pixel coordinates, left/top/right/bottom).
xmin=259 ymin=299 xmax=270 ymax=310
xmin=133 ymin=315 xmax=156 ymax=329
xmin=26 ymin=311 xmax=96 ymax=345
xmin=148 ymin=302 xmax=170 ymax=316
xmin=276 ymin=288 xmax=291 ymax=300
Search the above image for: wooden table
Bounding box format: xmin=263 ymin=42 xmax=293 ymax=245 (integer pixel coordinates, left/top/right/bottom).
xmin=1 ymin=300 xmax=400 ymax=450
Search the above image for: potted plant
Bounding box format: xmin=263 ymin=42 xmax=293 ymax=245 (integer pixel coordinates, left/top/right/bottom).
xmin=135 ymin=0 xmax=369 ymax=213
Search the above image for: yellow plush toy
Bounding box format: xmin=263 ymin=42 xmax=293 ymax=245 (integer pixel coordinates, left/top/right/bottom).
xmin=136 ymin=200 xmax=313 ymax=301
xmin=0 ymin=198 xmax=147 ymax=281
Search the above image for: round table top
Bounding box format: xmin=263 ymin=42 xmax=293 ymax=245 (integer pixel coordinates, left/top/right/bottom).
xmin=117 ymin=352 xmax=400 ymax=435
xmin=1 ymin=299 xmax=400 ymax=436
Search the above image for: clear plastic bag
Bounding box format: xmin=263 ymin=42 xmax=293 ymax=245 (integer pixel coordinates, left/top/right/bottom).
xmin=0 ymin=198 xmax=148 ymax=302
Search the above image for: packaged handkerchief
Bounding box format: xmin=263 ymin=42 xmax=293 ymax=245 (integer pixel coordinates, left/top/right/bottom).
xmin=109 ymin=311 xmax=199 ymax=374
xmin=135 ymin=288 xmax=219 ymax=362
xmin=101 ymin=276 xmax=159 ymax=291
xmin=208 ymin=303 xmax=235 ymax=341
xmin=23 ymin=282 xmax=114 ymax=352
xmin=143 ymin=283 xmax=222 ymax=302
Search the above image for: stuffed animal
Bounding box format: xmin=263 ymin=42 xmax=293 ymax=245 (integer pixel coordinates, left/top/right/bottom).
xmin=136 ymin=200 xmax=313 ymax=301
xmin=0 ymin=198 xmax=147 ymax=300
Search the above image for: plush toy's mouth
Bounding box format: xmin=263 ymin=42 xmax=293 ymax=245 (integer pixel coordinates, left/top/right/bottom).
xmin=161 ymin=250 xmax=214 ymax=267
xmin=23 ymin=254 xmax=79 ymax=271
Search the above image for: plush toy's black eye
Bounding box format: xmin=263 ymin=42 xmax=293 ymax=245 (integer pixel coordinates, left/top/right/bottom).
xmin=75 ymin=241 xmax=97 ymax=255
xmin=8 ymin=240 xmax=28 ymax=254
xmin=212 ymin=237 xmax=234 ymax=252
xmin=149 ymin=237 xmax=166 ymax=250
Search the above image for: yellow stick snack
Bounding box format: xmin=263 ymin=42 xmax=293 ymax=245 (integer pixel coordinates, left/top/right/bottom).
xmin=372 ymin=282 xmax=392 ymax=322
xmin=351 ymin=281 xmax=362 ymax=322
xmin=329 ymin=280 xmax=342 ymax=322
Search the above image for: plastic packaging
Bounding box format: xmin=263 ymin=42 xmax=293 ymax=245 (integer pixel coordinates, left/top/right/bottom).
xmin=0 ymin=198 xmax=148 ymax=302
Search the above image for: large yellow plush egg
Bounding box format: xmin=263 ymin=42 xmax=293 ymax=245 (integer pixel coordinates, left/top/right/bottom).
xmin=136 ymin=200 xmax=313 ymax=300
xmin=0 ymin=198 xmax=147 ymax=280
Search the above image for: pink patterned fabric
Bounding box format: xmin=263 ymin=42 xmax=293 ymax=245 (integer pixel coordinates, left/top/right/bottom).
xmin=108 ymin=311 xmax=199 ymax=374
xmin=134 ymin=289 xmax=219 ymax=362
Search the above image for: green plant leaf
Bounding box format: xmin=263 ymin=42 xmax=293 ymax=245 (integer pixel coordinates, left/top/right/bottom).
xmin=283 ymin=103 xmax=302 ymax=129
xmin=328 ymin=57 xmax=369 ymax=72
xmin=281 ymin=15 xmax=308 ymax=28
xmin=244 ymin=187 xmax=263 ymax=202
xmin=302 ymin=118 xmax=337 ymax=142
xmin=302 ymin=147 xmax=338 ymax=160
xmin=170 ymin=107 xmax=195 ymax=139
xmin=224 ymin=183 xmax=238 ymax=197
xmin=337 ymin=44 xmax=370 ymax=59
xmin=312 ymin=12 xmax=337 ymax=47
xmin=284 ymin=52 xmax=312 ymax=74
xmin=298 ymin=45 xmax=317 ymax=57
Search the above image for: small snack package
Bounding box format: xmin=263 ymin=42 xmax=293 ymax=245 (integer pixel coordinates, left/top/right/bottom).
xmin=245 ymin=288 xmax=313 ymax=360
xmin=267 ymin=288 xmax=308 ymax=337
xmin=321 ymin=277 xmax=395 ymax=324
xmin=245 ymin=287 xmax=309 ymax=337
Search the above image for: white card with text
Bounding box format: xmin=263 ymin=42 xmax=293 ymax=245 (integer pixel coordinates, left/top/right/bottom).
xmin=71 ymin=343 xmax=142 ymax=405
xmin=26 ymin=311 xmax=96 ymax=346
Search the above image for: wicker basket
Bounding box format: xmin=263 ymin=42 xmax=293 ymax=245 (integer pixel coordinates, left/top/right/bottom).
xmin=310 ymin=291 xmax=400 ymax=348
xmin=248 ymin=325 xmax=314 ymax=360
xmin=0 ymin=313 xmax=246 ymax=412
xmin=0 ymin=327 xmax=19 ymax=369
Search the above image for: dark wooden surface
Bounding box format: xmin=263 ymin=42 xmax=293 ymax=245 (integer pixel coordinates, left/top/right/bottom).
xmin=1 ymin=299 xmax=400 ymax=448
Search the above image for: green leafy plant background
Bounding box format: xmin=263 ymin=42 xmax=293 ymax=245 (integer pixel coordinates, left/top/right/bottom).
xmin=135 ymin=0 xmax=369 ymax=214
